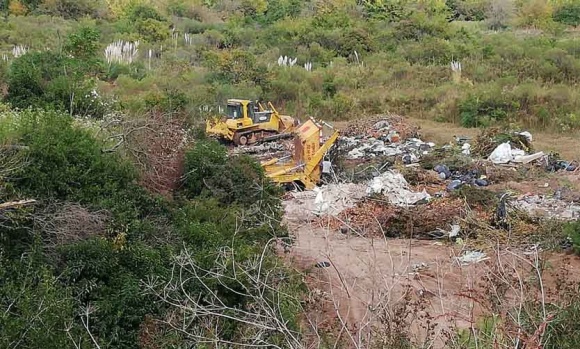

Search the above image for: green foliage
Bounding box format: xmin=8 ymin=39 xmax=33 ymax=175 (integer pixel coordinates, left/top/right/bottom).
xmin=517 ymin=0 xmax=554 ymax=29
xmin=253 ymin=0 xmax=302 ymax=24
xmin=204 ymin=49 xmax=266 ymax=84
xmin=64 ymin=26 xmax=100 ymax=62
xmin=5 ymin=36 xmax=107 ymax=118
xmin=0 ymin=252 xmax=92 ymax=349
xmin=1 ymin=110 xmax=141 ymax=211
xmin=0 ymin=103 xmax=289 ymax=349
xmin=21 ymin=0 xmax=42 ymax=10
xmin=456 ymin=314 xmax=505 ymax=348
xmin=125 ymin=4 xmax=169 ymax=42
xmin=564 ymin=220 xmax=580 ymax=255
xmin=459 ymin=94 xmax=515 ymax=128
xmin=446 ymin=0 xmax=487 ymax=21
xmin=127 ymin=4 xmax=165 ymax=22
xmin=182 ymin=138 xmax=283 ymax=209
xmin=544 ymin=290 xmax=580 ymax=349
xmin=144 ymin=88 xmax=188 ymax=113
xmin=58 ymin=238 xmax=170 ymax=349
xmin=362 ymin=0 xmax=412 ymax=22
xmin=553 ymin=3 xmax=580 ymax=26
xmin=38 ymin=0 xmax=108 ymax=19
xmin=135 ymin=17 xmax=170 ymax=42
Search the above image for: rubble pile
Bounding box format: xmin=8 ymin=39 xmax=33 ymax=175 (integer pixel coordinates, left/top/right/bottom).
xmin=343 ymin=137 xmax=435 ymax=161
xmin=232 ymin=140 xmax=293 ymax=161
xmin=226 ymin=113 xmax=580 ymax=251
xmin=342 ymin=114 xmax=420 ymax=140
xmin=512 ymin=194 xmax=580 ymax=221
xmin=318 ymin=197 xmax=466 ymax=238
xmin=232 ymin=142 xmax=285 ymax=154
xmin=338 ymin=116 xmax=435 ymax=161
xmin=283 ymin=183 xmax=367 ymax=223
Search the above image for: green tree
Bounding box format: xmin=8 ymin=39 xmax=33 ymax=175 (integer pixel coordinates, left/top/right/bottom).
xmin=64 ymin=26 xmax=100 ymax=63
xmin=5 ymin=27 xmax=106 ymax=117
xmin=517 ymin=0 xmax=553 ymax=28
xmin=126 ymin=4 xmax=170 ymax=42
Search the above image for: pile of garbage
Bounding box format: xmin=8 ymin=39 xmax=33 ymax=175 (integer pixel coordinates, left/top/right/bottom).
xmin=471 ymin=128 xmax=534 ymax=157
xmin=432 ymin=165 xmax=489 ymax=190
xmin=488 ymin=142 xmax=544 ymax=165
xmin=512 ymin=194 xmax=580 ymax=221
xmin=343 ymin=137 xmax=435 ymax=161
xmin=342 ymin=113 xmax=420 ymax=140
xmin=232 ymin=142 xmax=286 ymax=154
xmin=339 ymin=117 xmax=435 ymax=161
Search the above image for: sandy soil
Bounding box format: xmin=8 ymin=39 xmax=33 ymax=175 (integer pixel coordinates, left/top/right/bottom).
xmin=285 ymin=218 xmax=580 ymax=349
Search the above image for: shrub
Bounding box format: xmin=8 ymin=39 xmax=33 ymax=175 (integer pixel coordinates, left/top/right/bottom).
xmin=553 ymin=3 xmax=580 ymax=26
xmin=486 ymin=0 xmax=515 ymax=30
xmin=517 ymin=0 xmax=553 ymax=29
xmin=5 ymin=25 xmax=108 ymax=118
xmin=38 ymin=0 xmax=108 ymax=19
xmin=0 ymin=254 xmax=91 ymax=348
xmin=459 ymin=93 xmax=516 ymax=128
xmin=182 ymin=138 xmax=281 ymax=206
xmin=2 ymin=109 xmax=136 ymax=204
xmin=144 ymin=88 xmax=188 ymax=113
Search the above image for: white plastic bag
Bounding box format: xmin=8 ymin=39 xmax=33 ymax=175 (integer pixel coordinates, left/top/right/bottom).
xmin=488 ymin=142 xmax=513 ymax=164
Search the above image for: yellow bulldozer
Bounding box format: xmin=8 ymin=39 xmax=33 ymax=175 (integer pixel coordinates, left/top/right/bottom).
xmin=205 ymin=99 xmax=300 ymax=146
xmin=261 ymin=118 xmax=339 ymax=190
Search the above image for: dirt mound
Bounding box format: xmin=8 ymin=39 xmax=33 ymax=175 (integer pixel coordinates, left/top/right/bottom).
xmin=342 ymin=113 xmax=421 ymax=140
xmin=317 ymin=197 xmax=466 ymax=239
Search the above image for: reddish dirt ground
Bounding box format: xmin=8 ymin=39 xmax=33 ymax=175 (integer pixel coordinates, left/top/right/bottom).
xmin=284 ymin=219 xmax=580 ymax=349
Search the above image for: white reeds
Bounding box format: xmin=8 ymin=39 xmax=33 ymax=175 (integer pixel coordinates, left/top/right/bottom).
xmin=104 ymin=40 xmax=140 ymax=65
xmin=12 ymin=45 xmax=28 ymax=58
xmin=451 ymin=60 xmax=462 ymax=83
xmin=304 ymin=62 xmax=312 ymax=72
xmin=184 ymin=33 xmax=193 ymax=45
xmin=277 ymin=55 xmax=297 ymax=67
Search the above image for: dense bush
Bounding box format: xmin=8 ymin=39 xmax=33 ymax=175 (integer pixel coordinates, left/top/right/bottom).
xmin=0 ymin=106 xmax=290 ymax=348
xmin=5 ymin=27 xmax=107 ymax=118
xmin=553 ymin=3 xmax=580 ymax=26
xmin=182 ymin=138 xmax=283 ymax=210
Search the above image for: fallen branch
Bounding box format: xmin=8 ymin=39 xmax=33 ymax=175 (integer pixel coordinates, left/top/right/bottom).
xmin=0 ymin=199 xmax=36 ymax=210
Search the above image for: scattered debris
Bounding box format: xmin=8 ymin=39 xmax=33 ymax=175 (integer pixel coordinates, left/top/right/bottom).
xmin=0 ymin=199 xmax=36 ymax=210
xmin=455 ymin=251 xmax=489 ymax=265
xmin=338 ymin=115 xmax=434 ymax=162
xmin=283 ymin=183 xmax=366 ymax=222
xmin=315 ymin=261 xmax=331 ymax=268
xmin=472 ymin=127 xmax=534 ymax=157
xmin=512 ymin=194 xmax=580 ymax=220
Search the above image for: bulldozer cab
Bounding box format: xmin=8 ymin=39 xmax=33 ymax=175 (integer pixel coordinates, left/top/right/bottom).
xmin=224 ymin=99 xmax=274 ymax=125
xmin=225 ymin=100 xmax=253 ymax=120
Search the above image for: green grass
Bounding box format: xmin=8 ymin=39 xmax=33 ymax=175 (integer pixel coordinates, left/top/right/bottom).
xmin=0 ymin=1 xmax=579 ymax=134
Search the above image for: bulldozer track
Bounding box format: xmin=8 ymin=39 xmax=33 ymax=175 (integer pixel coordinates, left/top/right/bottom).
xmin=233 ymin=129 xmax=288 ymax=146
